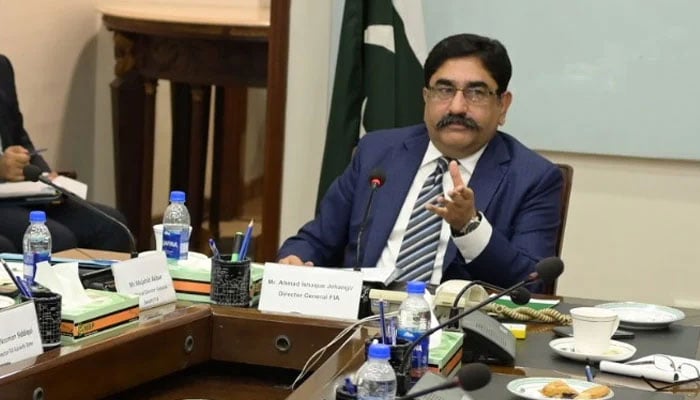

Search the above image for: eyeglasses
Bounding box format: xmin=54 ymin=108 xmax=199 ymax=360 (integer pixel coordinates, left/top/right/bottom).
xmin=426 ymin=85 xmax=498 ymax=105
xmin=627 ymin=355 xmax=700 ymax=392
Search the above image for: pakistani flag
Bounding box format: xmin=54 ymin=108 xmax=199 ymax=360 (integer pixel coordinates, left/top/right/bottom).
xmin=316 ymin=0 xmax=427 ymax=207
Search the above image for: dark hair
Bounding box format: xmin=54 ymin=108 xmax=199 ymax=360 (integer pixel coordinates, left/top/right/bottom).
xmin=423 ymin=33 xmax=512 ymax=95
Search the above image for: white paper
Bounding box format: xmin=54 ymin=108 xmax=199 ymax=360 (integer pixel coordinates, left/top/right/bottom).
xmin=0 ymin=302 xmax=44 ymax=364
xmin=600 ymin=360 xmax=678 ymax=383
xmin=0 ymin=181 xmax=56 ymax=198
xmin=34 ymin=261 xmax=92 ymax=307
xmin=600 ymin=354 xmax=700 ymax=383
xmin=424 ymin=291 xmax=443 ymax=349
xmin=259 ymin=263 xmax=363 ymax=320
xmin=52 ymin=175 xmax=88 ymax=200
xmin=112 ymin=252 xmax=177 ymax=309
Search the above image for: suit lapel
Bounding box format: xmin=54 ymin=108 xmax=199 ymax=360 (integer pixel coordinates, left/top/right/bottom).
xmin=469 ymin=133 xmax=510 ymax=212
xmin=363 ymin=131 xmax=429 ymax=267
xmin=444 ymin=133 xmax=511 ymax=268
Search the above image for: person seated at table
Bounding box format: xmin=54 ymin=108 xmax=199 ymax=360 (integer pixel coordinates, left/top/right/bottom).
xmin=0 ymin=54 xmax=131 ymax=253
xmin=277 ymin=33 xmax=563 ymax=292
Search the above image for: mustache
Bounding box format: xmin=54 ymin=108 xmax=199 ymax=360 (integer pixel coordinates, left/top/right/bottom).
xmin=436 ymin=114 xmax=480 ymax=131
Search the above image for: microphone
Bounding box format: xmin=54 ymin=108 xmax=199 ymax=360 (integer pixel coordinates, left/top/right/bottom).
xmin=396 ymin=363 xmax=491 ymax=400
xmin=23 ymin=165 xmax=138 ymax=258
xmin=354 ymin=168 xmax=386 ymax=270
xmin=398 ymin=257 xmax=564 ymax=378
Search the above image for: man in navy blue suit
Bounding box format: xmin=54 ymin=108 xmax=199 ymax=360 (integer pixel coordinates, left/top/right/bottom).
xmin=277 ymin=34 xmax=563 ymax=291
xmin=0 ymin=54 xmax=131 ymax=253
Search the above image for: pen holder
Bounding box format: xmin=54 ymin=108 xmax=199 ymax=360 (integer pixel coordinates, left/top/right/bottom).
xmin=364 ymin=335 xmax=413 ymax=395
xmin=210 ymin=255 xmax=251 ymax=307
xmin=21 ymin=291 xmax=62 ymax=350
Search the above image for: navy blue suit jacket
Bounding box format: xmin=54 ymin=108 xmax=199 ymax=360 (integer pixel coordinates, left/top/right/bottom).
xmin=278 ymin=124 xmax=563 ymax=290
xmin=0 ymin=54 xmax=50 ymax=173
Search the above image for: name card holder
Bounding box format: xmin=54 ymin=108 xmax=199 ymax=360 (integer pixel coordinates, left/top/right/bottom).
xmin=258 ymin=263 xmax=363 ymax=320
xmin=112 ymin=252 xmax=177 ymax=309
xmin=0 ymin=301 xmax=44 ymax=365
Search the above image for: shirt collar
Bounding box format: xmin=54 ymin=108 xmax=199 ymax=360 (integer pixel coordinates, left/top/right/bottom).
xmin=421 ymin=141 xmax=488 ymax=175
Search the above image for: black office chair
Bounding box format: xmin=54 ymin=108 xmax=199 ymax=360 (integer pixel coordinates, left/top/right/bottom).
xmin=542 ymin=163 xmax=573 ymax=295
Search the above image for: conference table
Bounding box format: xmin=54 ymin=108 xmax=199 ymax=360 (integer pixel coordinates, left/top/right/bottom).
xmin=1 ymin=251 xmax=700 ymax=399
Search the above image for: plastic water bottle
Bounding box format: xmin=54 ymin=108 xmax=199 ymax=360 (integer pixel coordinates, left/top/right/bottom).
xmin=357 ymin=343 xmax=397 ymax=400
xmin=23 ymin=210 xmax=51 ymax=286
xmin=397 ymin=281 xmax=431 ymax=380
xmin=162 ymin=190 xmax=191 ymax=263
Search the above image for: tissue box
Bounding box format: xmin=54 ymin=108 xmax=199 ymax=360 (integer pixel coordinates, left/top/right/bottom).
xmin=428 ymin=330 xmax=464 ymax=376
xmin=169 ymin=261 xmax=264 ymax=306
xmin=60 ymin=289 xmax=139 ymax=343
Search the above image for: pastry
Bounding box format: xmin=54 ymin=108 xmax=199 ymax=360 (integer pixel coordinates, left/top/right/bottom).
xmin=574 ymin=385 xmax=611 ymax=399
xmin=540 ymin=380 xmax=579 ymax=398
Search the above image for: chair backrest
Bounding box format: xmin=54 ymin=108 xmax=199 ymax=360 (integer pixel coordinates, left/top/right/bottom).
xmin=543 ymin=163 xmax=573 ymax=295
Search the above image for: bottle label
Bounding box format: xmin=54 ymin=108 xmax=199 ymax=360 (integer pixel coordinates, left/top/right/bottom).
xmin=163 ymin=229 xmax=189 ymax=260
xmin=397 ymin=328 xmax=430 ymax=379
xmin=23 ymin=252 xmax=50 ymax=286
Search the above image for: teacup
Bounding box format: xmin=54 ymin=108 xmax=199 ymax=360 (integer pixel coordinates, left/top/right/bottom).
xmin=570 ymin=307 xmax=619 ymax=355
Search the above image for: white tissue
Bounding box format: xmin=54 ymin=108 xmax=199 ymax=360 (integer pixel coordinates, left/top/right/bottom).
xmin=424 ymin=291 xmax=442 ymax=349
xmin=35 ymin=261 xmax=92 ymax=307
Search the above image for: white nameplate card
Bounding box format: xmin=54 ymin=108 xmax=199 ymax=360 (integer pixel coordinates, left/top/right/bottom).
xmin=0 ymin=301 xmax=44 ymax=365
xmin=112 ymin=252 xmax=176 ymax=309
xmin=258 ymin=263 xmax=363 ymax=320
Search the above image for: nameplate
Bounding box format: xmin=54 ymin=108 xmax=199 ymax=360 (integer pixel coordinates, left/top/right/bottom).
xmin=0 ymin=301 xmax=43 ymax=365
xmin=258 ymin=263 xmax=362 ymax=320
xmin=112 ymin=252 xmax=177 ymax=309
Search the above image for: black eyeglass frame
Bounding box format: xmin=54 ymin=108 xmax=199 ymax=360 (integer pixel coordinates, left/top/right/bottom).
xmin=425 ymin=85 xmax=500 ymax=105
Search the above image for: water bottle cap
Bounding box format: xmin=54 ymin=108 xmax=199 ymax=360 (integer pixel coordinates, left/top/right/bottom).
xmin=406 ymin=280 xmax=426 ymax=294
xmin=169 ymin=191 xmax=186 ymax=202
xmin=29 ymin=210 xmax=46 ymax=223
xmin=367 ymin=343 xmax=391 ymax=359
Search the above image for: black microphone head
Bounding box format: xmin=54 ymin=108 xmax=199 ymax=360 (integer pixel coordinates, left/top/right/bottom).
xmin=511 ymin=288 xmax=531 ymax=305
xmin=457 ymin=362 xmax=491 ymax=391
xmin=23 ymin=164 xmax=43 ymax=182
xmin=368 ymin=168 xmax=386 ymax=188
xmin=534 ymin=256 xmax=564 ymax=284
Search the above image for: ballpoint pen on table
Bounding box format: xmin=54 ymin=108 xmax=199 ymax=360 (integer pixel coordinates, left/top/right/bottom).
xmin=1 ymin=258 xmax=31 ymax=298
xmin=29 ymin=148 xmax=48 ymax=156
xmin=585 ymin=361 xmax=594 ymax=382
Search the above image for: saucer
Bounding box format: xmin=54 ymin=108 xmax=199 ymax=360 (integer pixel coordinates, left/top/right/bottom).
xmin=507 ymin=377 xmax=614 ymax=400
xmin=595 ymin=302 xmax=685 ymax=330
xmin=549 ymin=337 xmax=636 ymax=362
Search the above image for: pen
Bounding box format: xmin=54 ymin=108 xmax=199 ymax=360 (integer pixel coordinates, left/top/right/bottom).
xmin=378 ymin=299 xmax=387 ymax=344
xmin=1 ymin=258 xmax=31 ymax=298
xmin=343 ymin=377 xmax=356 ymax=394
xmin=585 ymin=363 xmax=594 ymax=382
xmin=238 ymin=219 xmax=254 ymax=261
xmin=208 ymin=238 xmax=220 ymax=259
xmin=29 ymin=148 xmax=48 ymax=156
xmin=230 ymin=232 xmax=244 ymax=261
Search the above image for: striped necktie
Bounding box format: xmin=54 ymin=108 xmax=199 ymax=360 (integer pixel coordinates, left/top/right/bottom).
xmin=394 ymin=157 xmax=448 ymax=282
